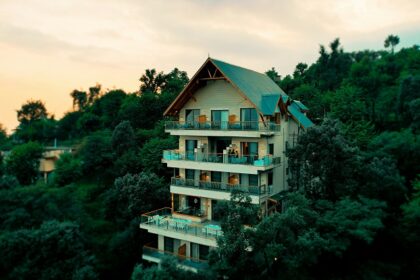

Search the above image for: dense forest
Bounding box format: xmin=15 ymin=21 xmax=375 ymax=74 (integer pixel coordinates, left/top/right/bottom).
xmin=0 ymin=35 xmax=419 ymax=279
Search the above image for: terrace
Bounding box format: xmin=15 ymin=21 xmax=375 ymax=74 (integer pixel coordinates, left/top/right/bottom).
xmin=170 ymin=177 xmax=268 ymax=196
xmin=164 ymin=121 xmax=281 ymax=137
xmin=140 ymin=207 xmax=222 ymax=247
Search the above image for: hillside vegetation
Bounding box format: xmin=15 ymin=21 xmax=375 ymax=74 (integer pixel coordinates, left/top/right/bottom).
xmin=0 ymin=35 xmax=419 ymax=280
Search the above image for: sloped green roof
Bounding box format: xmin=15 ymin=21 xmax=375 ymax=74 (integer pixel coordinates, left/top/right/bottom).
xmin=288 ymin=102 xmax=314 ymax=129
xmin=211 ymin=58 xmax=287 ymax=115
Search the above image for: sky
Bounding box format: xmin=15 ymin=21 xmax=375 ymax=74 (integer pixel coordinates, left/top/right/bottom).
xmin=0 ymin=0 xmax=419 ymax=133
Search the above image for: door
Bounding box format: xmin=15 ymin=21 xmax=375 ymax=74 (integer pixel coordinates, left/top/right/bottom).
xmin=178 ymin=244 xmax=186 ymax=257
xmin=240 ymin=108 xmax=259 ymax=130
xmin=185 ymin=140 xmax=197 ymax=160
xmin=211 ymin=110 xmax=229 ymax=129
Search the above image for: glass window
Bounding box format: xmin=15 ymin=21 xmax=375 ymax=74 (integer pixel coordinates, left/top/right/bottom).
xmin=240 ymin=108 xmax=258 ymax=129
xmin=268 ymin=172 xmax=273 ymax=186
xmin=173 ymin=194 xmax=179 ymax=211
xmin=249 ymin=175 xmax=258 ymax=186
xmin=211 ymin=110 xmax=229 ymax=129
xmin=185 ymin=140 xmax=197 ymax=160
xmin=190 ymin=243 xmax=199 ymax=259
xmin=185 ymin=109 xmax=200 ymax=124
xmin=212 ymin=171 xmax=222 ymax=182
xmin=186 ymin=169 xmax=195 ymax=180
xmin=164 ymin=237 xmax=174 ymax=253
xmin=269 ymin=143 xmax=274 ymax=155
xmin=199 ymin=245 xmax=210 ymax=260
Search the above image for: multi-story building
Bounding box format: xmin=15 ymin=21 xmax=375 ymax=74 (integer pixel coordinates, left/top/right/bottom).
xmin=140 ymin=58 xmax=313 ymax=272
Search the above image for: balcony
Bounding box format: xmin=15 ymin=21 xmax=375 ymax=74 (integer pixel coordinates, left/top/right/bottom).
xmin=142 ymin=245 xmax=209 ymax=272
xmin=163 ymin=150 xmax=281 ymax=174
xmin=164 ymin=121 xmax=281 ymax=137
xmin=140 ymin=208 xmax=221 ymax=247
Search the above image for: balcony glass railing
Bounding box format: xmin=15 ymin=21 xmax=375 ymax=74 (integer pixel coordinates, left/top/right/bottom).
xmin=163 ymin=150 xmax=281 ymax=167
xmin=171 ymin=177 xmax=268 ymax=196
xmin=141 ymin=208 xmax=223 ymax=240
xmin=165 ymin=121 xmax=280 ymax=132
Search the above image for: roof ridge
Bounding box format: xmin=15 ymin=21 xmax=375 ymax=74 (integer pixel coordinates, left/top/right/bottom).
xmin=210 ymin=58 xmax=269 ymax=77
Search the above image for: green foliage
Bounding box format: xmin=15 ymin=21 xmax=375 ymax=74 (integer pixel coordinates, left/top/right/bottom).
xmin=0 ymin=123 xmax=7 ymax=148
xmin=287 ymin=119 xmax=361 ymax=200
xmin=54 ymin=153 xmax=82 ymax=186
xmin=369 ymin=129 xmax=420 ymax=182
xmin=0 ymin=220 xmax=97 ymax=280
xmin=112 ymin=121 xmax=136 ymax=157
xmin=131 ymin=257 xmax=209 ymax=280
xmin=105 ymin=172 xmax=169 ymax=225
xmin=79 ymin=130 xmax=113 ymax=177
xmin=384 ymin=34 xmax=400 ymax=53
xmin=17 ymin=99 xmax=48 ymax=125
xmin=6 ymin=142 xmax=43 ymax=185
xmin=70 ymin=89 xmax=88 ymax=111
xmin=139 ymin=137 xmax=177 ymax=176
xmin=0 ymin=175 xmax=20 ymax=189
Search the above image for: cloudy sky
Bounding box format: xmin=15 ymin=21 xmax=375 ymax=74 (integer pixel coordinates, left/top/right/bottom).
xmin=0 ymin=0 xmax=419 ymax=132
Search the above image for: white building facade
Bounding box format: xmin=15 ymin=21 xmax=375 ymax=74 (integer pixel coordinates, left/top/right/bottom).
xmin=139 ymin=58 xmax=313 ymax=272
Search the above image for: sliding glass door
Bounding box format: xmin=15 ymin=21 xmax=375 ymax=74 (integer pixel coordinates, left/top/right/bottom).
xmin=240 ymin=108 xmax=258 ymax=130
xmin=211 ymin=110 xmax=229 ymax=129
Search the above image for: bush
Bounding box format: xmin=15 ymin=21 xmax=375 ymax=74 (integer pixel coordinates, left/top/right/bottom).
xmin=54 ymin=153 xmax=82 ymax=186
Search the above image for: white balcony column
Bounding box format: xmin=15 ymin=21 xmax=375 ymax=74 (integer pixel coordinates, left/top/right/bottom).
xmin=222 ymin=149 xmax=228 ymax=163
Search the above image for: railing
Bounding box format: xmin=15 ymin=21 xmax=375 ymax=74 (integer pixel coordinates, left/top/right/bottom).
xmin=163 ymin=150 xmax=281 ymax=167
xmin=140 ymin=207 xmax=223 ymax=240
xmin=143 ymin=245 xmax=209 ymax=270
xmin=165 ymin=121 xmax=281 ymax=132
xmin=174 ymin=207 xmax=206 ymax=218
xmin=171 ymin=177 xmax=268 ymax=195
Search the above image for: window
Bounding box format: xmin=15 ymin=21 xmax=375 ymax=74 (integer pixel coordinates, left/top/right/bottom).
xmin=190 ymin=243 xmax=199 ymax=259
xmin=211 ymin=110 xmax=229 ymax=129
xmin=269 ymin=143 xmax=274 ymax=155
xmin=173 ymin=194 xmax=180 ymax=211
xmin=186 ymin=169 xmax=195 ymax=180
xmin=240 ymin=108 xmax=258 ymax=129
xmin=268 ymin=172 xmax=273 ymax=186
xmin=199 ymin=245 xmax=210 ymax=260
xmin=164 ymin=237 xmax=174 ymax=252
xmin=212 ymin=171 xmax=222 ymax=182
xmin=185 ymin=140 xmax=197 ymax=160
xmin=249 ymin=174 xmax=258 ymax=186
xmin=185 ymin=109 xmax=200 ymax=124
xmin=241 ymin=142 xmax=258 ymax=163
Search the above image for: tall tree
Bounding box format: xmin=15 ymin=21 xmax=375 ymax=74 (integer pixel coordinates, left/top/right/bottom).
xmin=384 ymin=34 xmax=400 ymax=53
xmin=139 ymin=69 xmax=165 ymax=94
xmin=17 ymin=100 xmax=48 ymax=125
xmin=70 ymin=90 xmax=88 ymax=111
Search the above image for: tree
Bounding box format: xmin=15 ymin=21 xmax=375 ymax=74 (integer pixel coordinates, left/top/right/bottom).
xmin=286 ymin=119 xmax=362 ymax=200
xmin=54 ymin=153 xmax=82 ymax=186
xmin=0 ymin=123 xmax=7 ymax=148
xmin=384 ymin=34 xmax=400 ymax=53
xmin=112 ymin=121 xmax=136 ymax=157
xmin=265 ymin=67 xmax=281 ymax=86
xmin=6 ymin=142 xmax=43 ymax=185
xmin=139 ymin=137 xmax=177 ymax=176
xmin=78 ymin=130 xmax=113 ymax=177
xmin=139 ymin=69 xmax=165 ymax=94
xmin=70 ymin=90 xmax=88 ymax=111
xmin=17 ymin=100 xmax=48 ymax=125
xmin=105 ymin=172 xmax=168 ymax=224
xmin=0 ymin=175 xmax=20 ymax=189
xmin=88 ymin=84 xmax=101 ymax=105
xmin=0 ymin=220 xmax=97 ymax=280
